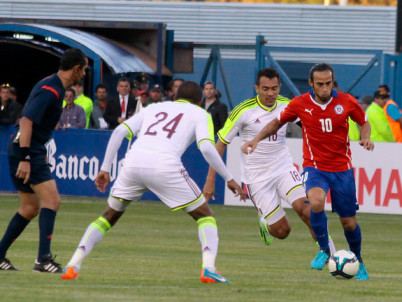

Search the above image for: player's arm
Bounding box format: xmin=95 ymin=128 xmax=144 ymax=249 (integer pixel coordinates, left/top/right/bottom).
xmin=16 ymin=117 xmax=33 ymax=184
xmin=199 ymin=141 xmax=245 ymax=201
xmin=203 ymin=139 xmax=227 ymax=202
xmin=241 ymin=118 xmax=284 ymax=154
xmin=359 ymin=121 xmax=375 ymax=151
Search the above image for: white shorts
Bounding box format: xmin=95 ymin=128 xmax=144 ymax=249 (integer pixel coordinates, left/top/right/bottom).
xmin=108 ymin=165 xmax=205 ymax=212
xmin=246 ymin=166 xmax=306 ymax=225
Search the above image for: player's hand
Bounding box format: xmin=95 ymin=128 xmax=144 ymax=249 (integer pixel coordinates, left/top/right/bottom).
xmin=359 ymin=139 xmax=374 ymax=151
xmin=16 ymin=161 xmax=31 ymax=184
xmin=241 ymin=140 xmax=257 ymax=155
xmin=117 ymin=117 xmax=126 ymax=124
xmin=203 ymin=179 xmax=215 ymax=202
xmin=227 ymin=179 xmax=246 ymax=202
xmin=95 ymin=171 xmax=111 ymax=193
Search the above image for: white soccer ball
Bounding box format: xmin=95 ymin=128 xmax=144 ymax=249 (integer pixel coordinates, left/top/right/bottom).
xmin=328 ymin=250 xmax=359 ymax=279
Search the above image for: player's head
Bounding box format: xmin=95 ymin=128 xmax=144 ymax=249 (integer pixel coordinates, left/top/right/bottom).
xmin=309 ymin=63 xmax=334 ymax=103
xmin=176 ymin=81 xmax=203 ymax=105
xmin=254 ymin=68 xmax=281 ymax=107
xmin=59 ymin=48 xmax=88 ymax=85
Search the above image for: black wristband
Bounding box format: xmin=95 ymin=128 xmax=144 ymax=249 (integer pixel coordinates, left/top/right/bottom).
xmin=20 ymin=147 xmax=31 ymax=162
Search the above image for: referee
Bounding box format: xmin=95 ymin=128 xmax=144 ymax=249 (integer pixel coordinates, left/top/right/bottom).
xmin=0 ymin=48 xmax=87 ymax=272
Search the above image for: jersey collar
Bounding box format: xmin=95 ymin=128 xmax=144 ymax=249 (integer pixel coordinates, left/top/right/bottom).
xmin=257 ymin=95 xmax=277 ymax=112
xmin=174 ymin=99 xmax=191 ymax=104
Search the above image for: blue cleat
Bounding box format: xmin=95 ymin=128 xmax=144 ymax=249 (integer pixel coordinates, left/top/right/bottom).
xmin=259 ymin=216 xmax=273 ymax=246
xmin=355 ymin=262 xmax=369 ymax=280
xmin=311 ymin=250 xmax=330 ymax=270
xmin=200 ymin=268 xmax=230 ymax=283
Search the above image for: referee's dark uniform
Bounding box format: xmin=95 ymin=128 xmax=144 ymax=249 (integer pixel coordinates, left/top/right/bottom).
xmin=8 ymin=74 xmax=65 ymax=192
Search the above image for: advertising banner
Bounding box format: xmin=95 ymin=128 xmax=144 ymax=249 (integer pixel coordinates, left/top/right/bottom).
xmin=224 ymin=137 xmax=402 ymax=215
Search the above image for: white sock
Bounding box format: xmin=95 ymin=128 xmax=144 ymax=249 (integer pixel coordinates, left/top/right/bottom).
xmin=197 ymin=216 xmax=219 ymax=272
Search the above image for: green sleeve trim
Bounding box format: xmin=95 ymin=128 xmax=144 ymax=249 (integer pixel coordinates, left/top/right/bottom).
xmin=197 ymin=138 xmax=215 ymax=149
xmin=122 ymin=123 xmax=133 ymax=140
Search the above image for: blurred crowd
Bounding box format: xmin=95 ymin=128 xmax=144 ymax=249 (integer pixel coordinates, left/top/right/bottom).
xmin=1 ymin=75 xmax=401 ymax=142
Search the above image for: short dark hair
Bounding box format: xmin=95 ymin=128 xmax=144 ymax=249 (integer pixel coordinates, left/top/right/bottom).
xmin=309 ymin=63 xmax=334 ymax=82
xmin=377 ymin=84 xmax=390 ymax=94
xmin=173 ymin=78 xmax=185 ymax=85
xmin=203 ymin=81 xmax=215 ymax=88
xmin=176 ymin=81 xmax=202 ymax=104
xmin=65 ymin=87 xmax=76 ymax=98
xmin=95 ymin=84 xmax=107 ymax=92
xmin=256 ymin=68 xmax=280 ymax=86
xmin=59 ymin=48 xmax=87 ymax=71
xmin=117 ymin=77 xmax=131 ymax=87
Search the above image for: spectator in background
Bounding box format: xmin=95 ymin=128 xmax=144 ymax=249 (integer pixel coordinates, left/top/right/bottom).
xmin=169 ymin=78 xmax=184 ymax=101
xmin=147 ymin=84 xmax=163 ymax=105
xmin=164 ymin=80 xmax=174 ymax=101
xmin=0 ymin=84 xmax=20 ymax=125
xmin=90 ymin=84 xmax=109 ymax=129
xmin=134 ymin=90 xmax=149 ymax=114
xmin=104 ymin=77 xmax=137 ymax=130
xmin=130 ymin=80 xmax=141 ymax=99
xmin=366 ymin=90 xmax=395 ymax=142
xmin=57 ymin=88 xmax=86 ymax=130
xmin=201 ymin=81 xmax=228 ymax=135
xmin=359 ymin=95 xmax=373 ymax=112
xmin=136 ymin=73 xmax=150 ymax=92
xmin=377 ymin=85 xmax=402 ymax=143
xmin=71 ymin=81 xmax=93 ymax=129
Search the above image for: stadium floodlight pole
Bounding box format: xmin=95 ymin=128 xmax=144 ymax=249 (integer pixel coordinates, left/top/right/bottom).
xmin=396 ymin=0 xmax=402 ymax=54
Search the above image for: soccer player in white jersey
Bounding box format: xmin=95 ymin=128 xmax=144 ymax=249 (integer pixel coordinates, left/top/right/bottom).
xmin=204 ymin=68 xmax=335 ymax=255
xmin=61 ymin=81 xmax=246 ymax=283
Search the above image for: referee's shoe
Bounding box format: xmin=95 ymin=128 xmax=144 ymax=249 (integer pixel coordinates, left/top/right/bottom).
xmin=33 ymin=253 xmax=62 ymax=273
xmin=0 ymin=258 xmax=20 ymax=271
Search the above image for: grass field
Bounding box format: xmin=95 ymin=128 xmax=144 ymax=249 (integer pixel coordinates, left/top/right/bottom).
xmin=0 ymin=194 xmax=401 ymax=302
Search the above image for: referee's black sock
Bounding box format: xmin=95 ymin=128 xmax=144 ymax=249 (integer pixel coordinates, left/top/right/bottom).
xmin=38 ymin=208 xmax=57 ymax=262
xmin=0 ymin=212 xmax=30 ymax=260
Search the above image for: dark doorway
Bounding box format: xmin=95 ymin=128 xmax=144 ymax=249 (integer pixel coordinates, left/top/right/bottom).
xmin=0 ymin=42 xmax=60 ymax=107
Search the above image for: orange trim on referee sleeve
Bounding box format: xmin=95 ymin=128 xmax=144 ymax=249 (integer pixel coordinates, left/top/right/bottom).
xmin=42 ymin=86 xmax=60 ymax=100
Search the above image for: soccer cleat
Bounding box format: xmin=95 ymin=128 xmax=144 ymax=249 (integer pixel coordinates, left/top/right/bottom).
xmin=200 ymin=268 xmax=230 ymax=283
xmin=311 ymin=250 xmax=330 ymax=270
xmin=61 ymin=266 xmax=79 ymax=280
xmin=33 ymin=253 xmax=62 ymax=273
xmin=258 ymin=216 xmax=273 ymax=246
xmin=355 ymin=262 xmax=369 ymax=280
xmin=0 ymin=258 xmax=20 ymax=271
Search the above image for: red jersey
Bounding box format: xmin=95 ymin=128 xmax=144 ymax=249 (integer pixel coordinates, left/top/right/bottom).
xmin=279 ymin=90 xmax=367 ymax=172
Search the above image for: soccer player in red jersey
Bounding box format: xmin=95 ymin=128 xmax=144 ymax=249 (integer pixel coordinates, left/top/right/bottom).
xmin=242 ymin=63 xmax=374 ymax=280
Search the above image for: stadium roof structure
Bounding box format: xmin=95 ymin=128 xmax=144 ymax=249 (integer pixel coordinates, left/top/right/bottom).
xmin=0 ymin=22 xmax=154 ymax=76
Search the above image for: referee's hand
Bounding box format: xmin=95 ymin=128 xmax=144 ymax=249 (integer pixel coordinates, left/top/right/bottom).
xmin=16 ymin=161 xmax=31 ymax=184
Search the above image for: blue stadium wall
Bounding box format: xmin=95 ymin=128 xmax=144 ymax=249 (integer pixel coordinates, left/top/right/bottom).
xmin=0 ymin=125 xmax=226 ymax=205
xmin=177 ymin=58 xmax=380 ymax=109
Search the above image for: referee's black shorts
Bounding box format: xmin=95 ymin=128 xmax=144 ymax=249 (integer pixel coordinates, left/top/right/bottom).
xmin=7 ymin=140 xmax=53 ymax=193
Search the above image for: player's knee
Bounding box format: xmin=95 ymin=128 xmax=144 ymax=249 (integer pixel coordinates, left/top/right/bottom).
xmin=275 ymin=226 xmax=291 ymax=239
xmin=19 ymin=204 xmax=40 ymax=220
xmin=340 ymin=217 xmax=357 ymax=231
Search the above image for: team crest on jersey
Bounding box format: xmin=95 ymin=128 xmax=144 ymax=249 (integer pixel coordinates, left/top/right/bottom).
xmin=334 ymin=105 xmax=344 ymax=114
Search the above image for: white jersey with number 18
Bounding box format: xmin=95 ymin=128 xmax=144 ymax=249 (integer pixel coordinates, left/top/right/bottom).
xmin=123 ymin=100 xmax=215 ymax=169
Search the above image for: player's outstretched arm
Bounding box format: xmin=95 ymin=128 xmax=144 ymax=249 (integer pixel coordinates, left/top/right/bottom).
xmin=241 ymin=118 xmax=283 ymax=154
xmin=359 ymin=121 xmax=375 ymax=151
xmin=203 ymin=140 xmax=227 ymax=202
xmin=227 ymin=179 xmax=246 ymax=202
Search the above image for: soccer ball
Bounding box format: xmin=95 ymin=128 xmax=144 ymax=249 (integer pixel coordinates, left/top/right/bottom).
xmin=328 ymin=250 xmax=359 ymax=279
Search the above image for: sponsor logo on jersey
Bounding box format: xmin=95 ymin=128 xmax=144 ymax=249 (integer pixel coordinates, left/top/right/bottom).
xmin=335 ymin=104 xmax=344 ymax=114
xmin=254 ymin=118 xmax=261 ymax=123
xmin=305 ymin=108 xmax=313 ymax=115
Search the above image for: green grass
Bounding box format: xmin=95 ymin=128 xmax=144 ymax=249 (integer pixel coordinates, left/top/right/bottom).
xmin=0 ymin=194 xmax=401 ymax=302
